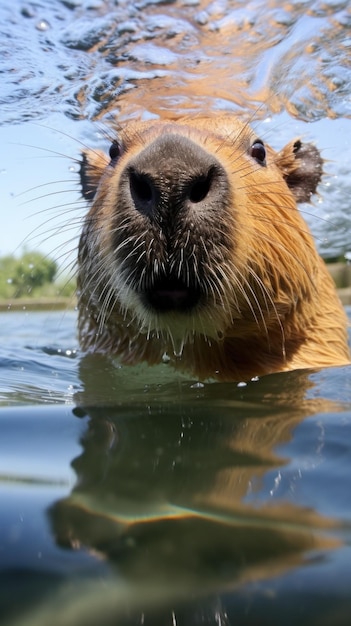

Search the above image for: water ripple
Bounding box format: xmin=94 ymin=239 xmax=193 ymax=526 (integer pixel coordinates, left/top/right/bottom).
xmin=1 ymin=0 xmax=351 ymax=123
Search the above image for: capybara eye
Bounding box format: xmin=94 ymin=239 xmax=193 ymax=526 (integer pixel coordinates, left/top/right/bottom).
xmin=109 ymin=140 xmax=121 ymax=163
xmin=250 ymin=140 xmax=266 ymax=165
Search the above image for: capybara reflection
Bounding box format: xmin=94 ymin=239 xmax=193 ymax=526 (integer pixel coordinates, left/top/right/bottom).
xmin=78 ymin=115 xmax=350 ymax=381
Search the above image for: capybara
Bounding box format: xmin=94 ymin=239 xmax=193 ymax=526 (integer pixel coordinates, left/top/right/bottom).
xmin=77 ymin=115 xmax=350 ymax=381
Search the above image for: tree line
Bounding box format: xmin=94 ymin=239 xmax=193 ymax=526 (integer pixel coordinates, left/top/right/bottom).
xmin=0 ymin=251 xmax=75 ymax=299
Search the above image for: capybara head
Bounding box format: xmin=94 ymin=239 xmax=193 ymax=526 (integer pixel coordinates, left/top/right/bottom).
xmin=78 ymin=116 xmax=350 ymax=380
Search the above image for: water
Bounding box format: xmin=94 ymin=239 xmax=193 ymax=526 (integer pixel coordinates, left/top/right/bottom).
xmin=0 ymin=309 xmax=350 ymax=625
xmin=1 ymin=0 xmax=351 ymax=624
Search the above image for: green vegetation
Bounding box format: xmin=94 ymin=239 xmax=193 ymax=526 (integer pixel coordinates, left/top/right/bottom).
xmin=0 ymin=251 xmax=76 ymax=300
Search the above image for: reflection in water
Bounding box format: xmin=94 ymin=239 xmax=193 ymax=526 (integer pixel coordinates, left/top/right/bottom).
xmin=31 ymin=359 xmax=342 ymax=625
xmin=2 ymin=0 xmax=351 ymax=124
xmin=73 ymin=0 xmax=351 ymax=124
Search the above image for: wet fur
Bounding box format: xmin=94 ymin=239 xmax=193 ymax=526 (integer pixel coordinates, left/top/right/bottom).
xmin=78 ymin=115 xmax=350 ymax=381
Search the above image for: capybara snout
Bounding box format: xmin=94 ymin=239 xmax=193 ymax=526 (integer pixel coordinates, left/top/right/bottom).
xmin=114 ymin=132 xmax=233 ymax=315
xmin=123 ymin=133 xmax=229 ymax=221
xmin=78 ymin=115 xmax=350 ymax=381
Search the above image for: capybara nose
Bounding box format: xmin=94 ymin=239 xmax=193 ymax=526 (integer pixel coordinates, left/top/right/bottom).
xmin=124 ymin=133 xmax=229 ymax=219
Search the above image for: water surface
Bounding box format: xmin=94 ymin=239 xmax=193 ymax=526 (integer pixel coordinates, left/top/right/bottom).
xmin=0 ymin=310 xmax=350 ymax=625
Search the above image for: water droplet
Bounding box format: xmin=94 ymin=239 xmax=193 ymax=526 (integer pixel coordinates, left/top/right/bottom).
xmin=36 ymin=19 xmax=50 ymax=32
xmin=111 ymin=358 xmax=122 ymax=370
xmin=171 ymin=336 xmax=185 ymax=358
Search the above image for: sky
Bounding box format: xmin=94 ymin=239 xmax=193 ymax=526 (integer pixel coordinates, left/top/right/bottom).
xmin=0 ymin=120 xmax=88 ymax=274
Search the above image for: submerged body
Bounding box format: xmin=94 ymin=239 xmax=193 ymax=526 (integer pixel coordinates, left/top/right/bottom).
xmin=78 ymin=115 xmax=350 ymax=381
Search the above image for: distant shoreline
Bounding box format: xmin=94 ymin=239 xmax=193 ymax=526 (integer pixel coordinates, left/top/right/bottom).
xmin=0 ymin=263 xmax=350 ymax=311
xmin=0 ymin=297 xmax=76 ymax=312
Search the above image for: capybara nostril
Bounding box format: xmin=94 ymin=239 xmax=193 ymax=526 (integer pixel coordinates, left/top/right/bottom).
xmin=187 ymin=169 xmax=213 ymax=204
xmin=129 ymin=169 xmax=158 ymax=217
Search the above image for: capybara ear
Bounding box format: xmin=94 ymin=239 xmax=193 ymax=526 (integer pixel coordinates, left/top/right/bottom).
xmin=276 ymin=139 xmax=323 ymax=203
xmin=80 ymin=149 xmax=109 ymax=201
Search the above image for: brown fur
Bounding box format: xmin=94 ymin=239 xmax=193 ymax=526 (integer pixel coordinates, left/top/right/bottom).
xmin=78 ymin=115 xmax=350 ymax=381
